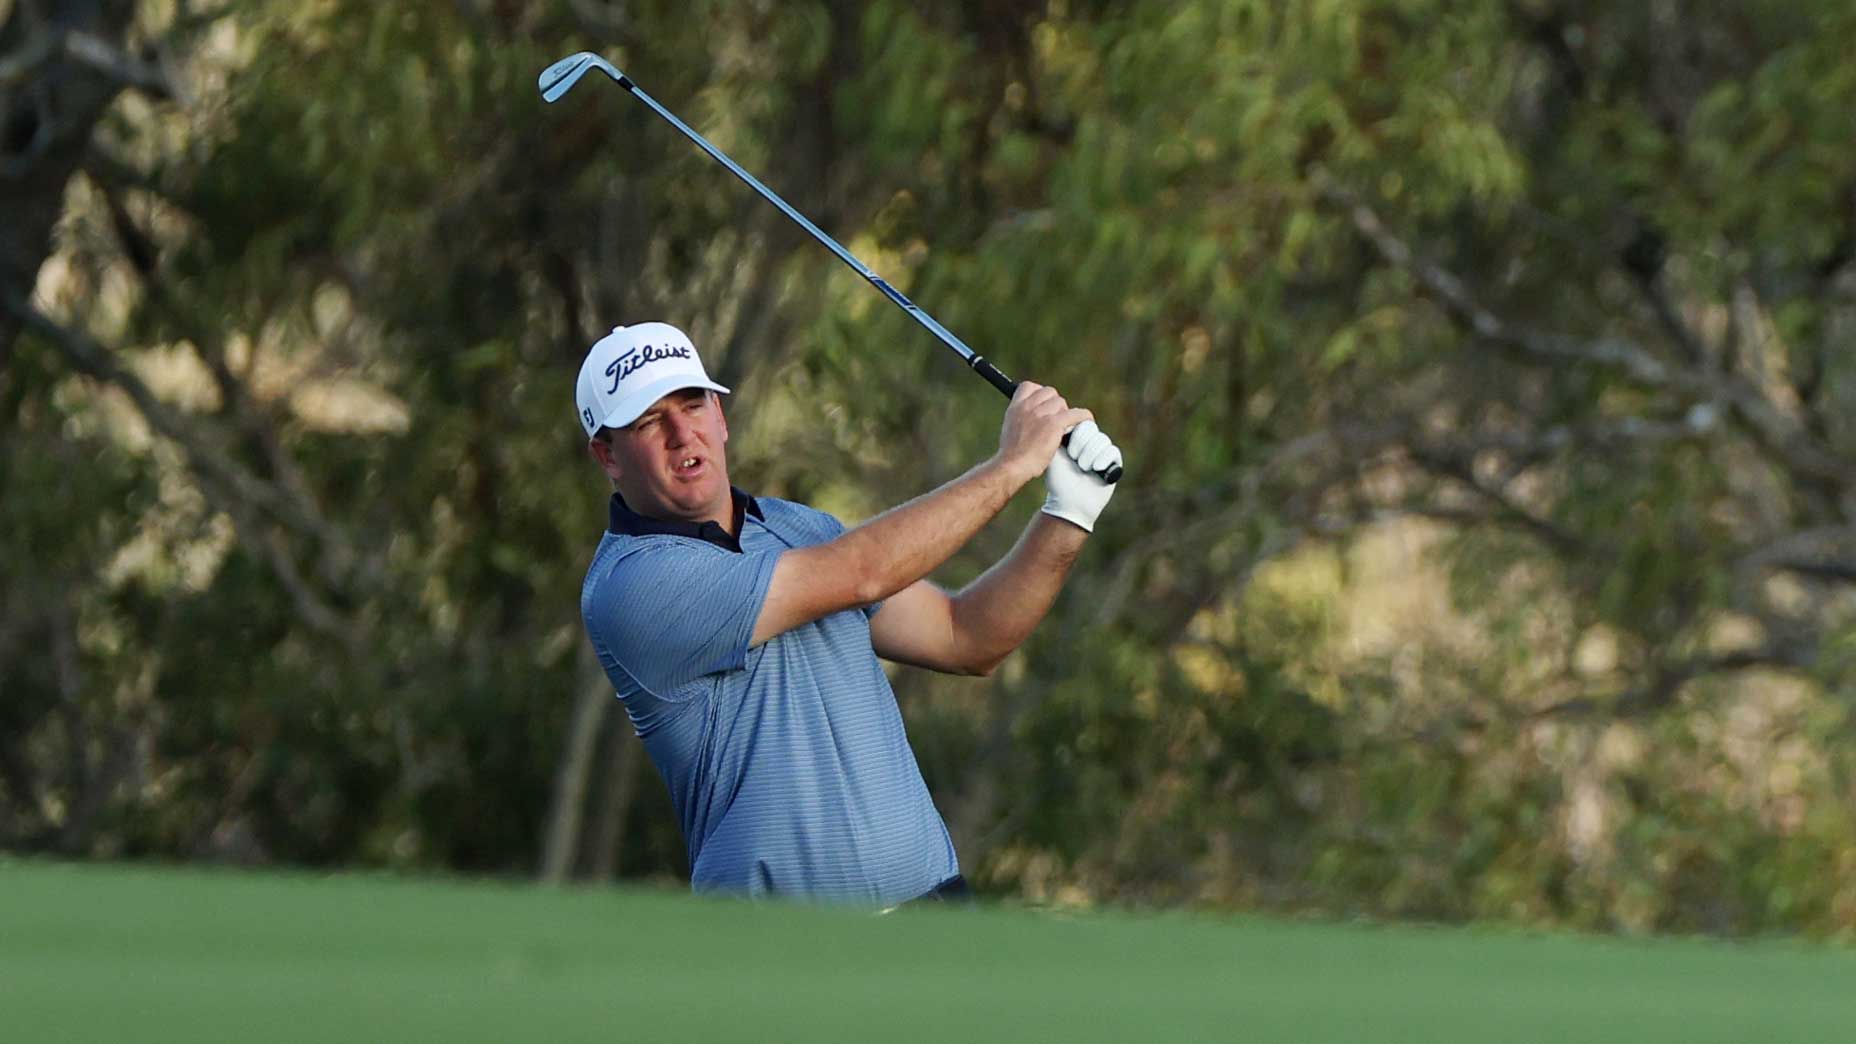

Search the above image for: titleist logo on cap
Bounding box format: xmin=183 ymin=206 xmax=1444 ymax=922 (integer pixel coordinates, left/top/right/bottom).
xmin=605 ymin=343 xmax=693 ymax=393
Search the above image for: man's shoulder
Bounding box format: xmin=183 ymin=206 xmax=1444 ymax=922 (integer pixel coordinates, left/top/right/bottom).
xmin=581 ymin=531 xmax=716 ymax=600
xmin=754 ymin=497 xmax=847 ymax=541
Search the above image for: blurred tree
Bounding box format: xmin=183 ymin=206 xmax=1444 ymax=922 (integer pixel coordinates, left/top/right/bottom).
xmin=1 ymin=0 xmax=196 ymax=853
xmin=2 ymin=0 xmax=149 ymax=354
xmin=4 ymin=0 xmax=1852 ymax=935
xmin=818 ymin=0 xmax=1856 ymax=927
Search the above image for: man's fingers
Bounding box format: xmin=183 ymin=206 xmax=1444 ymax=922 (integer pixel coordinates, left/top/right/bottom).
xmin=1033 ymin=391 xmax=1070 ymax=416
xmin=1014 ymin=382 xmax=1079 ymax=416
xmin=1006 ymin=387 xmax=1113 ymax=480
xmin=1055 ymin=418 xmax=1121 ymax=475
xmin=1084 ymin=440 xmax=1121 ymax=474
xmin=1013 ymin=381 xmax=1059 ymax=408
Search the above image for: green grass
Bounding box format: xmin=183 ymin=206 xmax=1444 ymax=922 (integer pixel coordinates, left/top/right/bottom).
xmin=3 ymin=859 xmax=1851 ymax=1043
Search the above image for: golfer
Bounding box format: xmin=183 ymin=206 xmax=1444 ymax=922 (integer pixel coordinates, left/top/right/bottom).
xmin=576 ymin=322 xmax=1122 ymax=905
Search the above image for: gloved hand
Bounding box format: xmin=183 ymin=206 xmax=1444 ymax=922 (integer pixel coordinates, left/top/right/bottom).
xmin=1040 ymin=421 xmax=1123 ymax=532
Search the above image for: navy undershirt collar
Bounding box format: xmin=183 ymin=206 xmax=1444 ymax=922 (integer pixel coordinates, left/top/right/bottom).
xmin=607 ymin=487 xmax=765 ymax=553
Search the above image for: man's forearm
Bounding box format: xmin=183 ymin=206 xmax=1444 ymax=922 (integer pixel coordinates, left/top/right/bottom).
xmin=831 ymin=458 xmax=1032 ymax=605
xmin=946 ymin=513 xmax=1089 ymax=673
xmin=754 ymin=383 xmax=1093 ymax=648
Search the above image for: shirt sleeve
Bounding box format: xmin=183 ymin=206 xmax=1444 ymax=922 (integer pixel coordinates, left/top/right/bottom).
xmin=786 ymin=503 xmax=882 ymax=619
xmin=586 ymin=541 xmax=782 ymax=695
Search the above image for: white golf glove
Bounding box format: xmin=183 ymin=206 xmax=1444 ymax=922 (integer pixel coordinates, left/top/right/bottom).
xmin=1040 ymin=420 xmax=1122 ymax=532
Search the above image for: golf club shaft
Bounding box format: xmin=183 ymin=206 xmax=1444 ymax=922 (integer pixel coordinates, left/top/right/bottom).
xmin=617 ymin=82 xmax=1022 ymax=395
xmin=557 ymin=57 xmax=1122 ymax=483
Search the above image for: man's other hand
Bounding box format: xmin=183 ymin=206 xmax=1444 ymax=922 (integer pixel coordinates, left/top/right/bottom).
xmin=1040 ymin=420 xmax=1122 ymax=532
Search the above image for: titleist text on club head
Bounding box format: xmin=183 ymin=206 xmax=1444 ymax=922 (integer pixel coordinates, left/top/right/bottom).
xmin=539 ymin=52 xmax=608 ymax=102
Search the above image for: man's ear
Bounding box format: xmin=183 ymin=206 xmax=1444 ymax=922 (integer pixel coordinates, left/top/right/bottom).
xmin=588 ymin=435 xmax=623 ymax=482
xmin=714 ymin=392 xmax=729 ymax=444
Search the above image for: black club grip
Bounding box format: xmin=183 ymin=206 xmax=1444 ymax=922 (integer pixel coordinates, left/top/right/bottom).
xmin=969 ymin=356 xmax=1123 ymax=484
xmin=970 ymin=355 xmax=1019 ymax=399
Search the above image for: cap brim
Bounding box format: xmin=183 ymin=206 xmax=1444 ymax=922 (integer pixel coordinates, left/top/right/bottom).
xmin=595 ymin=374 xmax=731 ymax=431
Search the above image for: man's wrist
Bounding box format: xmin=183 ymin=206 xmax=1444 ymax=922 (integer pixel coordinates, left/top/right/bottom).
xmin=1036 ymin=501 xmax=1097 ymax=538
xmin=982 ymin=451 xmax=1044 ymax=493
xmin=1038 ymin=497 xmax=1099 ymax=534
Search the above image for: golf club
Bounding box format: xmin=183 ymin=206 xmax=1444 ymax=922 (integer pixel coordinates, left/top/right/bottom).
xmin=539 ymin=51 xmax=1123 ymax=484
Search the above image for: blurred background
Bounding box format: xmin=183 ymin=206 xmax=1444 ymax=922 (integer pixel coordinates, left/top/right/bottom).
xmin=3 ymin=0 xmax=1853 ymax=938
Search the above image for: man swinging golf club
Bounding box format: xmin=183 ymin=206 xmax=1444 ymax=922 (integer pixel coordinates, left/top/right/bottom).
xmin=576 ymin=321 xmax=1122 ymax=906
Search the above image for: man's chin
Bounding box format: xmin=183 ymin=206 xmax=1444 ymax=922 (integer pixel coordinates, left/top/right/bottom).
xmin=660 ymin=481 xmax=728 ymax=521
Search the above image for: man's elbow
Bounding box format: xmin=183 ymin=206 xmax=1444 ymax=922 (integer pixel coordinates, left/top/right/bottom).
xmin=911 ymin=637 xmax=1004 ymax=677
xmin=942 ymin=607 xmax=1011 ymax=676
xmin=851 ymin=577 xmax=891 ymax=609
xmin=961 ymin=650 xmax=1009 ymax=677
xmin=833 ymin=538 xmax=896 ymax=608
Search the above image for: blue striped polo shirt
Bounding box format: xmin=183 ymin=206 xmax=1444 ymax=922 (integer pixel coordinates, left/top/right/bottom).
xmin=580 ymin=488 xmax=959 ymax=904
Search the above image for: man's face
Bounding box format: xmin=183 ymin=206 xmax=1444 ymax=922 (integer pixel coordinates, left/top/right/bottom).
xmin=590 ymin=388 xmax=732 ymax=524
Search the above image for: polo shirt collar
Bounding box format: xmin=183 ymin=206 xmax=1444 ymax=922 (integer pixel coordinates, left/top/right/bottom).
xmin=607 ymin=487 xmax=764 ymax=553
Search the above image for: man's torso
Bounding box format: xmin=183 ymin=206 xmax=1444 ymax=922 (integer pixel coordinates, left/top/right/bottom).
xmin=580 ymin=494 xmax=958 ymax=904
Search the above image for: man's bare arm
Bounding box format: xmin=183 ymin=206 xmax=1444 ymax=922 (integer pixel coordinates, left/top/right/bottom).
xmin=749 ymin=384 xmax=1088 ymax=647
xmin=869 ymin=513 xmax=1088 ymax=675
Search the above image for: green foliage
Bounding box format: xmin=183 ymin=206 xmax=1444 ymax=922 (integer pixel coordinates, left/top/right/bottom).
xmin=5 ymin=0 xmax=1854 ymax=936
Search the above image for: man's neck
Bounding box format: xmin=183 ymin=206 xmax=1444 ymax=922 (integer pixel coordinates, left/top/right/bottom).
xmin=607 ymin=487 xmax=764 ymax=552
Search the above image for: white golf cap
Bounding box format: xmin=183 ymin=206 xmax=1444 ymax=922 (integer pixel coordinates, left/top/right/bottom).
xmin=574 ymin=322 xmax=729 ymax=437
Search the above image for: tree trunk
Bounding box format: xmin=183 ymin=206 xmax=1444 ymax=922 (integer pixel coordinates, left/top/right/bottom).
xmin=538 ymin=639 xmax=611 ymax=883
xmin=586 ymin=715 xmax=645 ymax=880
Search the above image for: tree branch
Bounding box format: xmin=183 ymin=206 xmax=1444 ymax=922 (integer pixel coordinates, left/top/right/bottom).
xmin=1527 ymin=643 xmax=1813 ymax=720
xmin=1313 ymin=171 xmax=1849 ymax=490
xmin=0 ymin=21 xmax=59 ymax=88
xmin=5 ymin=296 xmax=361 ymax=646
xmin=81 ymin=143 xmax=201 ymax=222
xmin=1738 ymin=526 xmax=1856 ymax=587
xmin=1769 ymin=560 xmax=1856 ymax=584
xmin=61 ymin=29 xmax=179 ymax=100
xmin=1634 ymin=263 xmax=1715 ymax=372
xmin=78 ymin=176 xmax=363 ymax=590
xmin=11 ymin=296 xmax=280 ymax=516
xmin=1092 ymin=423 xmax=1409 ymax=629
xmin=1407 ymin=444 xmax=1585 ymax=556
